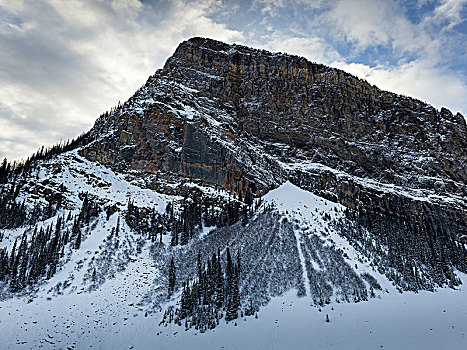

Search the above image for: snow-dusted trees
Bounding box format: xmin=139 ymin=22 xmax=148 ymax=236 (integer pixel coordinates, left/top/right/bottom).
xmin=168 ymin=256 xmax=176 ymax=297
xmin=0 ymin=175 xmax=62 ymax=230
xmin=162 ymin=247 xmax=242 ymax=332
xmin=0 ymin=192 xmax=100 ymax=293
xmin=336 ymin=209 xmax=466 ymax=291
xmin=125 ymin=191 xmax=252 ymax=247
xmin=225 ymin=248 xmax=241 ymax=321
xmin=0 ymin=158 xmax=10 ymax=184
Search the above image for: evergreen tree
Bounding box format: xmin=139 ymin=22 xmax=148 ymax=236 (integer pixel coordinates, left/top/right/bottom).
xmin=75 ymin=228 xmax=82 ymax=249
xmin=180 ymin=281 xmax=191 ymax=319
xmin=92 ymin=267 xmax=97 ymax=282
xmin=115 ymin=216 xmax=120 ymax=236
xmin=241 ymin=205 xmax=249 ymax=226
xmin=215 ymin=249 xmax=224 ymax=308
xmin=225 ymin=249 xmax=240 ymax=321
xmin=8 ymin=238 xmax=19 ymax=292
xmin=225 ymin=247 xmax=234 ymax=296
xmin=0 ymin=248 xmax=9 ymax=280
xmin=233 ymin=251 xmax=241 ymax=311
xmin=168 ymin=256 xmax=176 ymax=297
xmin=170 ymin=229 xmax=178 ymax=247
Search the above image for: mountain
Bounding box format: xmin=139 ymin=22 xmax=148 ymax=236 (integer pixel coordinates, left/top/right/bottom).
xmin=0 ymin=37 xmax=466 ymax=349
xmin=84 ymin=37 xmax=467 ymax=244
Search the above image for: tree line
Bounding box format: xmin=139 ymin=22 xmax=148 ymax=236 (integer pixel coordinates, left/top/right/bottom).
xmin=337 ymin=208 xmax=467 ymax=291
xmin=125 ymin=190 xmax=252 ymax=246
xmin=0 ymin=174 xmax=64 ymax=231
xmin=0 ymin=132 xmax=94 ymax=232
xmin=161 ymin=247 xmax=242 ymax=332
xmin=0 ymin=193 xmax=100 ymax=293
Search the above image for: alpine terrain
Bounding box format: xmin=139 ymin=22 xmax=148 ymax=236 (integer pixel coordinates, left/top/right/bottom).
xmin=0 ymin=37 xmax=466 ymax=349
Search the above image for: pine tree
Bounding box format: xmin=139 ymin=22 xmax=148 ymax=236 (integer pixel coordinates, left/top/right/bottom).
xmin=8 ymin=238 xmax=19 ymax=292
xmin=9 ymin=238 xmax=17 ymax=273
xmin=180 ymin=280 xmax=192 ymax=319
xmin=225 ymin=247 xmax=234 ymax=295
xmin=170 ymin=229 xmax=178 ymax=247
xmin=115 ymin=216 xmax=120 ymax=236
xmin=197 ymin=250 xmax=202 ymax=282
xmin=215 ymin=249 xmax=224 ymax=308
xmin=180 ymin=224 xmax=189 ymax=245
xmin=71 ymin=217 xmax=79 ymax=240
xmin=233 ymin=251 xmax=241 ymax=311
xmin=168 ymin=256 xmax=176 ymax=297
xmin=0 ymin=248 xmax=9 ymax=281
xmin=75 ymin=228 xmax=82 ymax=249
xmin=17 ymin=232 xmax=29 ymax=288
xmin=0 ymin=158 xmax=8 ymax=184
xmin=241 ymin=205 xmax=249 ymax=226
xmin=225 ymin=249 xmax=240 ymax=321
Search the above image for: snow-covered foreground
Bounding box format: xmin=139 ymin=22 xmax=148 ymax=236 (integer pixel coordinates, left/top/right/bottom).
xmin=1 ymin=269 xmax=466 ymax=349
xmin=1 ymin=181 xmax=466 ymax=349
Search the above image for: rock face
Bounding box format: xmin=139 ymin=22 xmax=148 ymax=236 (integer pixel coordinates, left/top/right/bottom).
xmin=81 ymin=37 xmax=467 ymax=239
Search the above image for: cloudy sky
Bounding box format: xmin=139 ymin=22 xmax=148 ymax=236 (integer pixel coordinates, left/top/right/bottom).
xmin=0 ymin=0 xmax=466 ymax=161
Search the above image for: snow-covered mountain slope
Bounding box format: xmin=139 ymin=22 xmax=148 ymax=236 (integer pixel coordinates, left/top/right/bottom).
xmin=73 ymin=38 xmax=467 ymax=297
xmin=263 ymin=182 xmax=395 ymax=295
xmin=1 ymin=37 xmax=466 ymax=349
xmin=0 ymin=181 xmax=466 ymax=349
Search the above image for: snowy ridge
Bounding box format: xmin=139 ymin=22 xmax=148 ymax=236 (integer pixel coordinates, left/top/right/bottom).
xmin=279 ymin=159 xmax=466 ymax=208
xmin=263 ymin=182 xmax=395 ymax=297
xmin=39 ymin=150 xmax=174 ymax=211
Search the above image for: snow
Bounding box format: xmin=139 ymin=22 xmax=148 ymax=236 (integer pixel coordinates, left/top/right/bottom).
xmin=198 ymin=223 xmax=216 ymax=239
xmin=264 ymin=183 xmax=319 ymax=299
xmin=1 ymin=267 xmax=466 ymax=349
xmin=1 ymin=180 xmax=466 ymax=349
xmin=44 ymin=212 xmax=124 ymax=294
xmin=263 ymin=182 xmax=398 ymax=294
xmin=182 ymin=105 xmax=196 ymax=120
xmin=205 ymin=280 xmax=467 ymax=350
xmin=12 ymin=150 xmax=177 ymax=215
xmin=0 ymin=226 xmax=26 ymax=250
xmin=3 ymin=35 xmax=466 ymax=348
xmin=57 ymin=151 xmax=174 ymax=212
xmin=279 ymin=159 xmax=465 ymax=207
xmin=263 ymin=181 xmax=342 ymax=217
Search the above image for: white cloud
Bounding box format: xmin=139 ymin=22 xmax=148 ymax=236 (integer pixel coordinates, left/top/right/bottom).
xmin=433 ymin=0 xmax=467 ymax=30
xmin=251 ymin=0 xmax=325 ymax=16
xmin=0 ymin=0 xmax=242 ymax=161
xmin=331 ymin=59 xmax=467 ymax=116
xmin=325 ymin=0 xmax=435 ymax=57
xmin=249 ymin=32 xmax=342 ymax=64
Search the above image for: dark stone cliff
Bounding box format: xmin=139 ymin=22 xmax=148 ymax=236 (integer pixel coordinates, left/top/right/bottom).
xmin=80 ymin=37 xmax=467 ymax=240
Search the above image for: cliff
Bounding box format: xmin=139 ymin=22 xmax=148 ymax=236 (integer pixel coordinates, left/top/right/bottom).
xmin=80 ymin=37 xmax=466 ymax=240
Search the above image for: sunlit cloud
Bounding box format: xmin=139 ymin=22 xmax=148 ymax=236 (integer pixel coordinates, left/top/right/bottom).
xmin=0 ymin=0 xmax=465 ymax=161
xmin=0 ymin=0 xmax=242 ymax=160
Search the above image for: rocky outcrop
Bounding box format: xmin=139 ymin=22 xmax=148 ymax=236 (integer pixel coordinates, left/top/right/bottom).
xmin=80 ymin=37 xmax=466 ymax=239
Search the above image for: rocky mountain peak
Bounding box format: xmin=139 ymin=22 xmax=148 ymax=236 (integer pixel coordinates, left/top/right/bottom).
xmin=80 ymin=37 xmax=466 ymax=239
xmin=168 ymin=36 xmax=329 ymax=75
xmin=85 ymin=37 xmax=466 ymax=190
